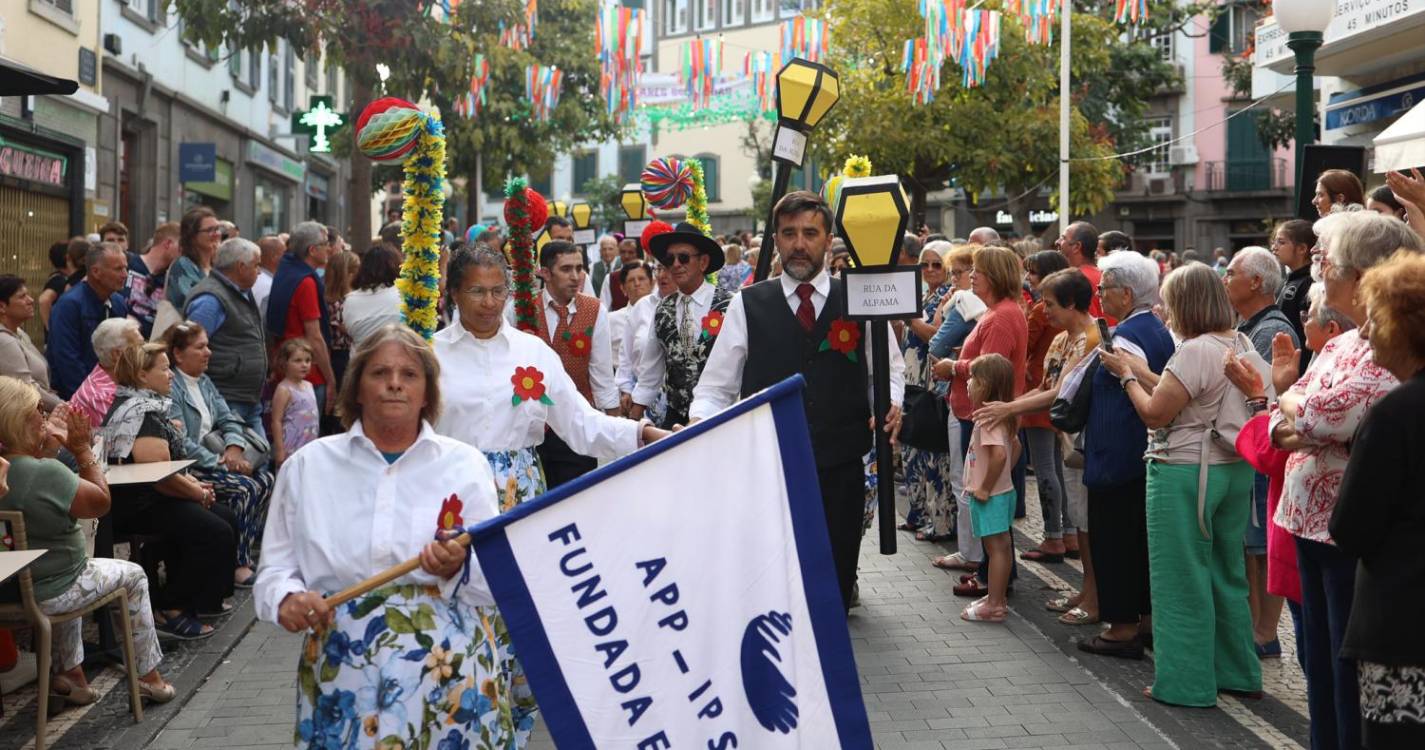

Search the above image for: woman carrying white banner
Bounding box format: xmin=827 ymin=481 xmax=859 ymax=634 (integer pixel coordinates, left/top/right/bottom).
xmin=255 ymin=325 xmax=537 ymax=749
xmin=432 ymin=246 xmax=667 ymax=511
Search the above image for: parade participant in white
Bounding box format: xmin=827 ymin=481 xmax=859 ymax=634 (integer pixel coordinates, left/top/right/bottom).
xmin=617 ymin=261 xmax=673 ymax=420
xmin=433 ymin=247 xmax=665 ymax=510
xmin=255 ymin=325 xmax=535 ymax=749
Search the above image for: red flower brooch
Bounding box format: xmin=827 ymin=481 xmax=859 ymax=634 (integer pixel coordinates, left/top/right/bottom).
xmin=437 ymin=494 xmax=464 ymax=531
xmin=560 ymin=326 xmax=595 ymax=358
xmin=700 ymin=310 xmax=724 ymax=340
xmin=511 ymin=366 xmax=555 ymax=406
xmin=820 ymin=320 xmax=861 ymax=362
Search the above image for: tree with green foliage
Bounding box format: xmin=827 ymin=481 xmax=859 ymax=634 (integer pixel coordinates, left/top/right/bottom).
xmin=810 ymin=0 xmax=1197 ymax=237
xmin=173 ymin=0 xmax=621 ymax=246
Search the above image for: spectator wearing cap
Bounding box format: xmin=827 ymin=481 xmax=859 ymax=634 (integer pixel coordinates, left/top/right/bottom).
xmin=184 ymin=238 xmax=269 ymax=437
xmin=47 ymin=242 xmax=130 ymax=398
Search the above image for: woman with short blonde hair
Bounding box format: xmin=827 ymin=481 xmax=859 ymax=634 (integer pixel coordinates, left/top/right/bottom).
xmin=1160 ymin=259 xmax=1235 ymax=338
xmin=0 ymin=377 xmax=176 ymax=704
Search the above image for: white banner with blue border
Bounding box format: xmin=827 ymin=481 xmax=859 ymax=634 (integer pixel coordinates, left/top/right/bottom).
xmin=467 ymin=375 xmax=873 ymax=749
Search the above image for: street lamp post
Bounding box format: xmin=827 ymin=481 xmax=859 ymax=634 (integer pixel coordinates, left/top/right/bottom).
xmin=620 ymin=183 xmax=651 ymax=249
xmin=754 ymin=58 xmax=840 ymax=283
xmin=1273 ymin=0 xmax=1336 ymax=211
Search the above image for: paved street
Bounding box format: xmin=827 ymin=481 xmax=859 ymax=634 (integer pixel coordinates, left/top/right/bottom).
xmin=1 ymin=492 xmax=1312 ymax=749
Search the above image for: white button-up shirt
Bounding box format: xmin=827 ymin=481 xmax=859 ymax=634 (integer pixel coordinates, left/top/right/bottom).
xmin=616 ymin=291 xmax=661 ymax=395
xmin=432 ymin=319 xmax=640 ymax=457
xmin=689 ymin=270 xmax=905 ymax=421
xmin=632 ymin=280 xmax=717 ymax=408
xmin=254 ymin=420 xmax=500 ymax=622
xmin=541 ymin=290 xmax=619 ymax=410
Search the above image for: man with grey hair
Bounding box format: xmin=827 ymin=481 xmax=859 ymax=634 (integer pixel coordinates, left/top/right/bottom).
xmin=1056 ymin=221 xmax=1109 ymax=319
xmin=70 ymin=317 xmax=142 ymax=428
xmin=184 ymin=238 xmax=269 ymax=425
xmin=47 ymin=241 xmax=130 ymax=398
xmin=267 ymin=220 xmax=337 ymax=417
xmin=897 ymin=232 xmax=923 ymax=266
xmin=967 ymin=226 xmax=1001 ymax=245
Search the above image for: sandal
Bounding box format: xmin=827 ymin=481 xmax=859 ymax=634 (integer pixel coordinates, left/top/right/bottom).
xmin=1046 ymin=595 xmax=1077 ymax=613
xmin=1021 ymin=549 xmax=1066 ymax=563
xmin=896 ymin=521 xmax=920 ymax=532
xmin=234 ymin=569 xmax=258 ymax=589
xmin=916 ymin=530 xmax=954 ymax=542
xmin=197 ymin=602 xmax=235 ymax=620
xmin=1058 ymin=607 xmax=1100 ymax=626
xmin=961 ymin=599 xmax=1007 ymax=622
xmin=931 ymin=553 xmax=979 ymax=572
xmin=155 ymin=612 xmax=215 ymax=641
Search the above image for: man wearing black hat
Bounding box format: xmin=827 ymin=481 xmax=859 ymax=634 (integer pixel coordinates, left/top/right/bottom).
xmin=689 ymin=191 xmax=905 ymax=613
xmin=630 ymin=222 xmax=733 ymax=428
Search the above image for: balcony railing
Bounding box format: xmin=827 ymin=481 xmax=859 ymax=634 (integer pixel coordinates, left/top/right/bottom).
xmin=1205 ymin=158 xmax=1288 ymax=192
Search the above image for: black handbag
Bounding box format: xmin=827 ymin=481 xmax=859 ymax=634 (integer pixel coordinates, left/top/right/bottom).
xmin=899 ymin=383 xmax=950 ymax=452
xmin=1049 ymin=356 xmax=1099 ymax=433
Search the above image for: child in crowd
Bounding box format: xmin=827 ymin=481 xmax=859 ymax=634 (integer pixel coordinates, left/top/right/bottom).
xmin=962 ymin=353 xmax=1020 ymax=623
xmin=270 ymin=338 xmax=320 ymax=467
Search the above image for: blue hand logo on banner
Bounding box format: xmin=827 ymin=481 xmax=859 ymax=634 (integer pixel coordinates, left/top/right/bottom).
xmin=741 ymin=611 xmax=799 ymax=733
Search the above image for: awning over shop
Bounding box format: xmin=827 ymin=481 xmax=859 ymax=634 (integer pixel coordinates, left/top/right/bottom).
xmin=0 ymin=61 xmax=79 ymax=96
xmin=1373 ymin=100 xmax=1425 ymax=174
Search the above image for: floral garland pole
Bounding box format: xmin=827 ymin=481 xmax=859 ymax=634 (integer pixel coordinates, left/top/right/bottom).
xmin=504 ymin=177 xmax=549 ymax=333
xmin=354 ymin=98 xmax=446 ymax=340
xmin=685 ymin=158 xmax=713 ymax=237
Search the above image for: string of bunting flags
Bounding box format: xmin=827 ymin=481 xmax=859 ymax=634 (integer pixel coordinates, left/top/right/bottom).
xmin=453 ymin=53 xmax=491 ymax=119
xmin=595 ymin=1 xmax=646 ymax=121
xmin=780 ymin=15 xmax=828 ymax=63
xmin=525 ymin=63 xmax=563 ymax=122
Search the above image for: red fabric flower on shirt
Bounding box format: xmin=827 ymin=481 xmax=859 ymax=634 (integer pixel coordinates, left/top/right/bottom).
xmin=701 ymin=310 xmax=725 ymax=339
xmin=438 ymin=494 xmax=464 ymax=531
xmin=821 ymin=320 xmax=861 ymax=361
xmin=511 ymin=366 xmax=555 ymax=406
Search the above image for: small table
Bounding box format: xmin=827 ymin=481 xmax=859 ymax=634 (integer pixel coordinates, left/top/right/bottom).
xmin=0 ymin=549 xmax=47 ymax=586
xmin=104 ymin=459 xmax=194 ymax=486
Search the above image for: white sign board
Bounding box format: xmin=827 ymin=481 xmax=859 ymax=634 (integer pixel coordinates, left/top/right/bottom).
xmin=772 ymin=127 xmax=808 ymax=167
xmin=842 ymin=268 xmax=922 ymax=319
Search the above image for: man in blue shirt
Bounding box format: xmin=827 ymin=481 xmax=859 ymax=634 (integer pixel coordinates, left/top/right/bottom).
xmin=47 ymin=242 xmax=130 ymax=398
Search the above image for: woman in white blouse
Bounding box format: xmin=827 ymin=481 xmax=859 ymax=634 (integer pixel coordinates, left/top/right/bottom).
xmin=433 ymin=247 xmax=666 ymax=510
xmin=255 ymin=325 xmax=535 ymax=749
xmin=341 ymin=242 xmax=405 ymax=348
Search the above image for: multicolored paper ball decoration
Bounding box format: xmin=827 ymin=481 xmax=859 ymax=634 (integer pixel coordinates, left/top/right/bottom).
xmin=504 ymin=186 xmax=549 ymax=234
xmin=354 ymin=97 xmax=426 ymax=162
xmin=641 ymin=157 xmax=696 ymax=210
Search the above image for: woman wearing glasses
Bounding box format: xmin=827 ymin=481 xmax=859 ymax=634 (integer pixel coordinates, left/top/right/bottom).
xmin=165 ymin=207 xmax=222 ymax=311
xmin=898 ymin=241 xmax=956 ymax=542
xmin=431 ymin=246 xmax=667 ymax=511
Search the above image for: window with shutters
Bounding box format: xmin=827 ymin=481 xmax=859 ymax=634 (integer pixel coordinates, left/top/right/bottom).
xmin=1209 ymin=2 xmax=1260 ymax=55
xmin=284 ymin=43 xmax=296 ymax=112
xmin=664 ymin=0 xmax=689 ymax=35
xmin=695 ymin=154 xmax=720 ymax=202
xmin=1145 ymin=118 xmax=1173 ymax=176
xmin=750 ymin=0 xmax=774 ymax=22
xmin=250 ymin=50 xmax=263 ymax=91
xmin=723 ymin=0 xmax=746 ymax=26
xmin=306 ymin=56 xmax=320 ymax=90
xmin=572 ymin=151 xmax=599 ymax=195
xmin=619 ymin=145 xmax=647 ymax=185
xmin=269 ymin=48 xmax=281 ymax=106
xmin=695 ymin=0 xmax=717 ymax=31
xmin=38 ymin=0 xmax=73 ymax=13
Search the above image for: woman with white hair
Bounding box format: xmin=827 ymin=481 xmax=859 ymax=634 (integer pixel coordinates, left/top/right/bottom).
xmin=70 ymin=317 xmax=142 ymax=428
xmin=1075 ymin=250 xmax=1175 ymax=661
xmin=1265 ymin=210 xmax=1424 ymax=750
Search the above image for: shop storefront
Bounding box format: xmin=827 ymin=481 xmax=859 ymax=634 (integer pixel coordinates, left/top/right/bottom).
xmin=183 ymin=157 xmax=235 ymax=215
xmin=0 ymin=122 xmax=85 ymax=342
xmin=247 ymin=140 xmax=303 ymax=237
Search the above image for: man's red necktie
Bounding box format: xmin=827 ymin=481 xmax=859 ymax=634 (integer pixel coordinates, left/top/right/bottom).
xmin=795 ymin=283 xmax=816 ymax=333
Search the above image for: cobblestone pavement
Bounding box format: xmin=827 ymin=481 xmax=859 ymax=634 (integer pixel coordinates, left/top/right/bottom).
xmin=1 ymin=486 xmax=1311 ymax=749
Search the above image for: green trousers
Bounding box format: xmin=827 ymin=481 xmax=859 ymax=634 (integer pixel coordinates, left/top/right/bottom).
xmin=1146 ymin=461 xmax=1262 ymax=707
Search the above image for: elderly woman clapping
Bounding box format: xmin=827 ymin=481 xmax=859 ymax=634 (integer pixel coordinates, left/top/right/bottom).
xmin=1267 ymin=211 xmax=1424 ymax=750
xmin=256 ymin=325 xmax=533 ymax=749
xmin=1100 ymin=263 xmax=1267 ymax=706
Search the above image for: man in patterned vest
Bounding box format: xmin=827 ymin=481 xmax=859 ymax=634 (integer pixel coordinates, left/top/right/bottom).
xmin=630 ymin=222 xmax=731 ymax=429
xmin=531 ymin=240 xmax=622 ymax=487
xmin=688 ymin=191 xmax=905 ymax=613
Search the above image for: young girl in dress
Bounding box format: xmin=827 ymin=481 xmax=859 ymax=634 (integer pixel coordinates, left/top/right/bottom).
xmin=270 ymin=338 xmax=320 ymax=467
xmin=961 ymin=353 xmax=1021 ymax=623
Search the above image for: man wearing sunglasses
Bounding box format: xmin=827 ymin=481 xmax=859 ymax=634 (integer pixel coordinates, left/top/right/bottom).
xmin=630 ymin=222 xmax=732 ymax=429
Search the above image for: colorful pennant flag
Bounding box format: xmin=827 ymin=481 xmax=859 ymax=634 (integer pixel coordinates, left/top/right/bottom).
xmin=780 ymin=15 xmax=829 ymax=63
xmin=525 ymin=63 xmax=563 ymax=122
xmin=455 ymin=54 xmax=491 ymax=118
xmin=596 ymin=1 xmax=646 ymax=121
xmin=744 ymin=50 xmax=784 ymax=113
xmin=1114 ymin=0 xmax=1148 ymax=23
xmin=680 ymin=36 xmax=723 ymax=111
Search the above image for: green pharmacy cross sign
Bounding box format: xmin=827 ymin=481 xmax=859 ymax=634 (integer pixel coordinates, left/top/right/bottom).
xmin=291 ymin=96 xmax=346 ymax=153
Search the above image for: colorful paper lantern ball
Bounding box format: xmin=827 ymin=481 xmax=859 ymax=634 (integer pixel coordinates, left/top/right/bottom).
xmin=504 ymin=188 xmax=549 ymax=233
xmin=641 ymin=157 xmax=696 ymax=210
xmin=355 ymin=97 xmax=425 ymax=162
xmin=640 ymin=220 xmax=674 ymax=249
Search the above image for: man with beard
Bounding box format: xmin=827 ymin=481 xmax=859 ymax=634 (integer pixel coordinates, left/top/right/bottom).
xmin=689 ymin=191 xmax=905 ymax=612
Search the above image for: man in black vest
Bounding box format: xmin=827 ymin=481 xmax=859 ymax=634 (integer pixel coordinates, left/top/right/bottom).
xmin=184 ymin=237 xmax=270 ymax=438
xmin=689 ymin=191 xmax=905 ymax=612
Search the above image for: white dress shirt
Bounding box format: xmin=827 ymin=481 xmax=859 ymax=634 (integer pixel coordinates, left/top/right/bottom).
xmin=633 ymin=280 xmax=717 ymax=408
xmin=540 ymin=290 xmax=619 ymax=410
xmin=616 ymin=291 xmax=661 ymax=395
xmin=689 ymin=270 xmax=905 ymax=421
xmin=252 ymin=268 xmax=274 ymax=323
xmin=432 ymin=320 xmax=640 ymax=457
xmin=342 ymin=285 xmax=404 ymax=346
xmin=254 ymin=420 xmax=500 ymax=623
xmin=609 ymin=306 xmax=631 ymax=370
